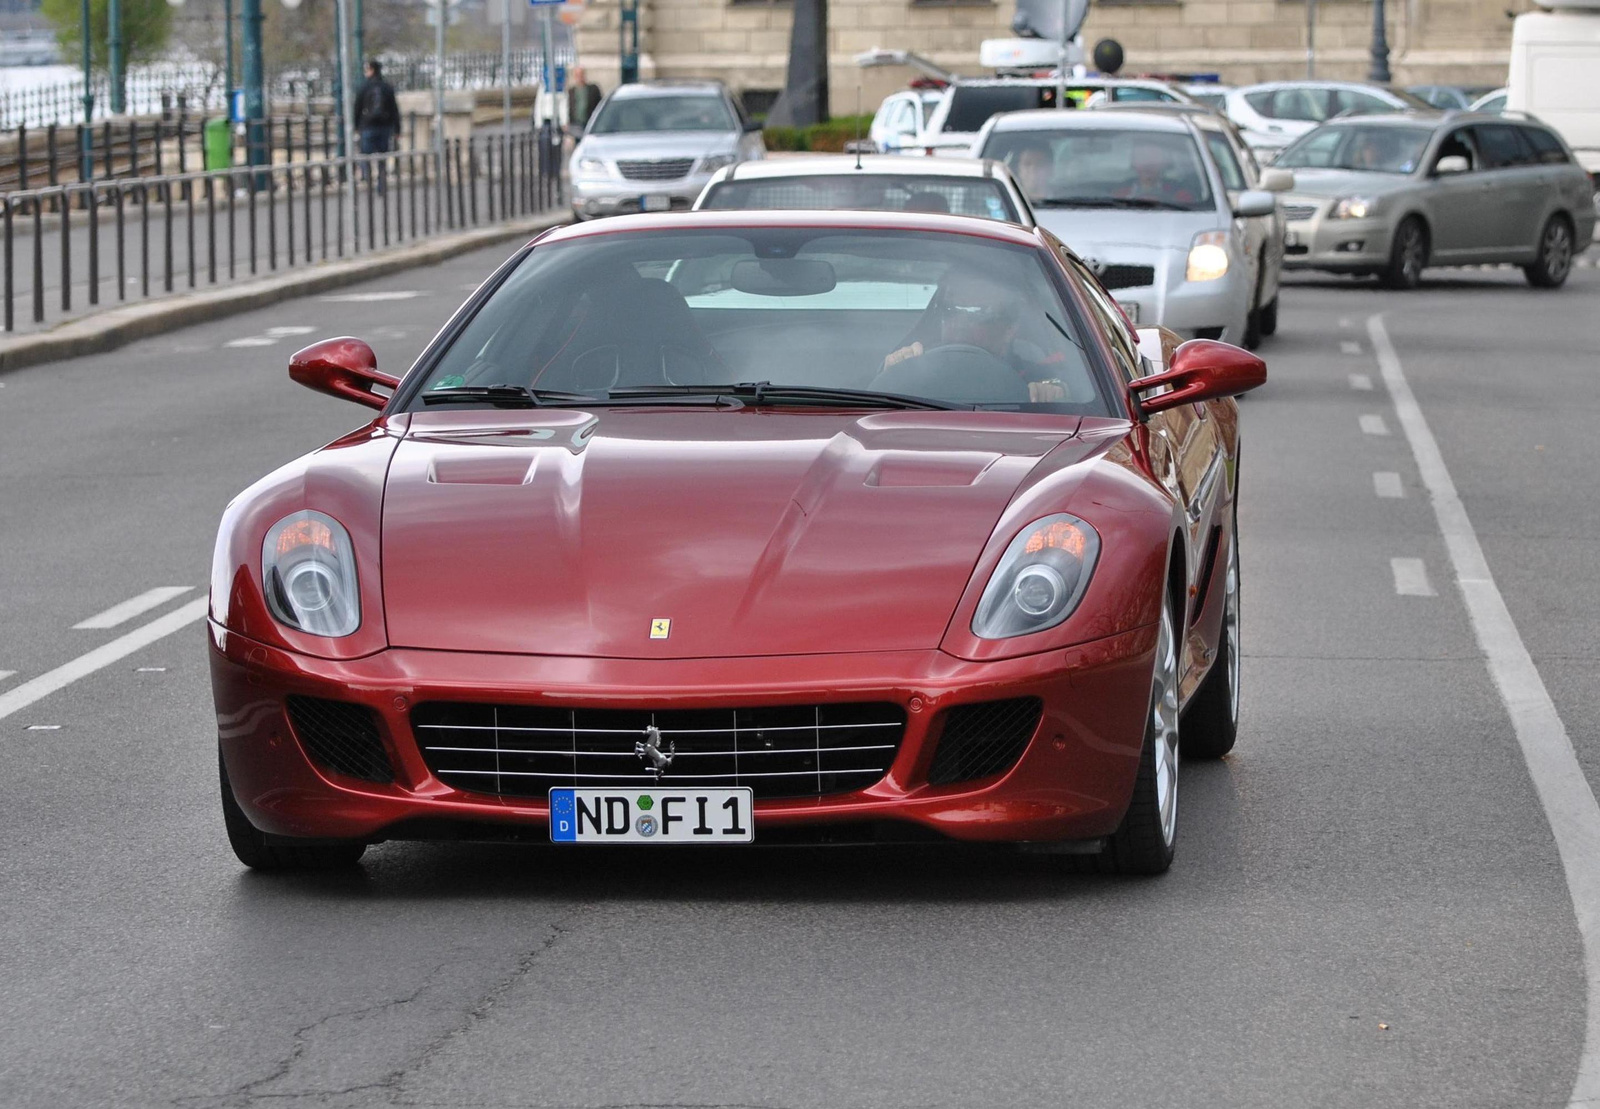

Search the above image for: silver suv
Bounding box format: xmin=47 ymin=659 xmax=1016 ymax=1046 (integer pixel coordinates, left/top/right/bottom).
xmin=568 ymin=80 xmax=766 ymax=220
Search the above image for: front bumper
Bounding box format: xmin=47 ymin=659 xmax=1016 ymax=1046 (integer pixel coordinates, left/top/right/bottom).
xmin=210 ymin=622 xmax=1157 ymax=847
xmin=569 ymin=173 xmax=712 ymax=219
xmin=1097 ymin=250 xmax=1253 ymax=345
xmin=1282 ymin=199 xmax=1393 ymax=272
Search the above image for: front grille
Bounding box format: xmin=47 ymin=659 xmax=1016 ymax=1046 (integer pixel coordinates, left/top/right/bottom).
xmin=413 ymin=702 xmax=907 ymax=800
xmin=1097 ymin=264 xmax=1155 ymax=291
xmin=285 ymin=696 xmax=393 ymax=783
xmin=617 ymin=158 xmax=694 ymax=181
xmin=927 ymin=698 xmax=1043 ymax=786
xmin=1283 ymin=203 xmax=1318 ymax=222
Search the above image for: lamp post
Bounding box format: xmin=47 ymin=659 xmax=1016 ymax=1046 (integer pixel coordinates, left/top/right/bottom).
xmin=109 ymin=0 xmax=125 ymax=114
xmin=80 ymin=0 xmax=93 ymax=180
xmin=242 ymin=0 xmax=266 ymax=169
xmin=224 ymin=0 xmax=235 ymax=95
xmin=1368 ymin=0 xmax=1391 ymax=83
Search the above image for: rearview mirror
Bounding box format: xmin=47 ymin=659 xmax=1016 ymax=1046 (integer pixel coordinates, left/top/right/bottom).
xmin=1258 ymin=167 xmax=1294 ymax=192
xmin=1232 ymin=189 xmax=1277 ymax=218
xmin=288 ymin=337 xmax=398 ymax=410
xmin=1433 ymin=154 xmax=1469 ymax=175
xmin=1128 ymin=338 xmax=1266 ymax=414
xmin=730 ymin=258 xmax=837 ymax=297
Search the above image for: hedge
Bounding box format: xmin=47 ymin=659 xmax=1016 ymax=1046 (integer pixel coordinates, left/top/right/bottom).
xmin=762 ymin=115 xmax=877 ymax=153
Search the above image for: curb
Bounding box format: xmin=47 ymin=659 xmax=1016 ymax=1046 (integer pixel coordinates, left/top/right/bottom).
xmin=0 ymin=211 xmax=568 ymax=375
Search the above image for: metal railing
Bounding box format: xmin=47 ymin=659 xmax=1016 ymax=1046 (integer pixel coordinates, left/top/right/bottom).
xmin=0 ymin=131 xmax=566 ymax=335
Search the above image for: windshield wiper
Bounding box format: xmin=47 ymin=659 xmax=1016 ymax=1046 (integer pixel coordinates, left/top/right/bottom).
xmin=421 ymin=385 xmax=599 ymax=408
xmin=1036 ymin=197 xmax=1195 ymax=211
xmin=609 ymin=382 xmax=968 ymax=411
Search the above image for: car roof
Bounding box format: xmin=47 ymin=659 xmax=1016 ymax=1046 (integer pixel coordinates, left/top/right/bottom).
xmin=608 ymin=80 xmax=728 ymax=100
xmin=950 ymin=76 xmax=1176 ymax=91
xmin=536 ymin=208 xmax=1043 ymax=248
xmin=1316 ymin=111 xmax=1450 ymax=127
xmin=987 ymin=107 xmax=1192 ymax=134
xmin=1235 ymin=80 xmax=1405 ymax=95
xmin=717 ymin=155 xmax=1011 ymax=181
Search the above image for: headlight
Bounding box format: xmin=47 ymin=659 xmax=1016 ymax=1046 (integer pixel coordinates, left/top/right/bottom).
xmin=262 ymin=510 xmax=360 ymax=637
xmin=1185 ymin=231 xmax=1231 ymax=283
xmin=572 ymin=156 xmax=609 ymax=179
xmin=972 ymin=514 xmax=1101 ymax=640
xmin=1329 ymin=196 xmax=1378 ymax=220
xmin=699 ymin=153 xmax=737 ymax=173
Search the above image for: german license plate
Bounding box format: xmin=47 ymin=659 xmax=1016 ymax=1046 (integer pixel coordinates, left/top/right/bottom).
xmin=640 ymin=194 xmax=672 ymax=212
xmin=1115 ymin=299 xmax=1141 ymax=323
xmin=549 ymin=787 xmax=753 ymax=843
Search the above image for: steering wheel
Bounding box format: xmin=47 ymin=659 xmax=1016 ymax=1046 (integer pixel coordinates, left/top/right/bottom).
xmin=871 ymin=343 xmax=1031 ymax=406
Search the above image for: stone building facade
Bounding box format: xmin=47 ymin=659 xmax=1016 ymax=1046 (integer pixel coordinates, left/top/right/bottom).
xmin=573 ymin=0 xmax=1527 ymax=109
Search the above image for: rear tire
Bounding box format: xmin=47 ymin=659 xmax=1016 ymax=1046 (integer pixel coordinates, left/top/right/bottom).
xmin=1095 ymin=592 xmax=1181 ymax=876
xmin=219 ymin=748 xmax=366 ymax=871
xmin=1182 ymin=527 xmax=1240 ymax=760
xmin=1524 ymin=215 xmax=1574 ymax=289
xmin=1382 ymin=217 xmax=1428 ymax=290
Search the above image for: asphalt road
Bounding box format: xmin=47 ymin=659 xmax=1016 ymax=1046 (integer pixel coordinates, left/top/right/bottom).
xmin=0 ymin=243 xmax=1596 ymax=1108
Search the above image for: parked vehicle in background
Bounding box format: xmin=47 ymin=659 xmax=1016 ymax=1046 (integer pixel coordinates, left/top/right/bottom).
xmin=1180 ymin=83 xmax=1234 ymax=112
xmin=1469 ymin=88 xmax=1508 ymax=115
xmin=920 ymin=78 xmax=1192 ymax=156
xmin=1273 ymin=112 xmax=1595 ymax=287
xmin=866 ymin=87 xmax=947 ymax=154
xmin=695 ymin=155 xmax=1036 ymax=225
xmin=1221 ymin=81 xmax=1432 ymax=163
xmin=974 ymin=109 xmax=1285 ymax=347
xmin=1508 ymin=2 xmax=1600 ymax=215
xmin=1407 ymin=85 xmax=1498 ymax=110
xmin=568 ymin=80 xmax=765 ymax=220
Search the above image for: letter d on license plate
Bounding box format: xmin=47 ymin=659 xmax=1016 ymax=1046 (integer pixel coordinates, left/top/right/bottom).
xmin=549 ymin=788 xmax=754 ymax=843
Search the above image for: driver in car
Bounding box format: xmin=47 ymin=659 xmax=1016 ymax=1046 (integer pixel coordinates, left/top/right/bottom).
xmin=1115 ymin=139 xmax=1199 ymax=207
xmin=878 ymin=270 xmax=1069 ymax=402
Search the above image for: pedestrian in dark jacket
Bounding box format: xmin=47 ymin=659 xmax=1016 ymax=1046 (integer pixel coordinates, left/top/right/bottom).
xmin=354 ymin=59 xmax=400 ymax=157
xmin=566 ymin=66 xmax=603 ymax=132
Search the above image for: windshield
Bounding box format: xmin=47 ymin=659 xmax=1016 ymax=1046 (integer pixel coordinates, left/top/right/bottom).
xmin=700 ymin=175 xmax=1020 ymax=222
xmin=589 ymin=95 xmax=736 ymax=135
xmin=407 ymin=229 xmax=1109 ymax=414
xmin=1277 ymin=124 xmax=1431 ymax=174
xmin=980 ymin=128 xmax=1215 ymax=212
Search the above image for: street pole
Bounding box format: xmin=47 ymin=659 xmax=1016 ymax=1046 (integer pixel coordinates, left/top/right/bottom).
xmin=1368 ymin=0 xmax=1391 ymax=83
xmin=501 ymin=13 xmax=512 ymax=138
xmin=242 ymin=0 xmax=266 ymax=170
xmin=1306 ymin=0 xmax=1317 ymax=78
xmin=109 ymin=0 xmax=125 ymax=114
xmin=1057 ymin=1 xmax=1067 ymax=111
xmin=541 ymin=6 xmax=555 ymax=127
xmin=619 ymin=0 xmax=638 ymax=85
xmin=336 ymin=0 xmax=355 ymax=252
xmin=354 ymin=0 xmax=364 ymax=79
xmin=224 ymin=0 xmax=235 ymax=95
xmin=434 ymin=0 xmax=446 ymax=230
xmin=79 ymin=0 xmax=93 ymax=180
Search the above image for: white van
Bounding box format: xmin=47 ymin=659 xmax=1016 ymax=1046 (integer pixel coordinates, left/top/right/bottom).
xmin=1508 ymin=2 xmax=1600 ymax=214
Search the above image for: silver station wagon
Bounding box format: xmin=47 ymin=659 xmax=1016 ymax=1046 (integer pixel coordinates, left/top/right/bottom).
xmin=1275 ymin=112 xmax=1596 ymax=288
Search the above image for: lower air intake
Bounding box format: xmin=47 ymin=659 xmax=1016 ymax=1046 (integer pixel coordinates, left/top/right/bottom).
xmin=926 ymin=697 xmax=1043 ymax=786
xmin=285 ymin=696 xmax=394 ymax=783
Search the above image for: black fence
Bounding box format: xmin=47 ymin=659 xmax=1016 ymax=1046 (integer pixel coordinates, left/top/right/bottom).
xmin=0 ymin=130 xmax=565 ymax=334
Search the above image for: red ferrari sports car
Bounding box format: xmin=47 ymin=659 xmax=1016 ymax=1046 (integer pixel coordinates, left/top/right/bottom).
xmin=210 ymin=210 xmax=1264 ymax=875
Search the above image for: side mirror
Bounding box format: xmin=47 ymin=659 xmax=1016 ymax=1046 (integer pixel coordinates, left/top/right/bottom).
xmin=288 ymin=337 xmax=398 ymax=410
xmin=1258 ymin=167 xmax=1294 ymax=192
xmin=1232 ymin=189 xmax=1277 ymax=218
xmin=1433 ymin=154 xmax=1469 ymax=175
xmin=1129 ymin=338 xmax=1266 ymax=414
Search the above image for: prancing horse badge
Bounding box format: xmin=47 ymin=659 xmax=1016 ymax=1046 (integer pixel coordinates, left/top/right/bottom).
xmin=649 ymin=618 xmax=671 ymax=640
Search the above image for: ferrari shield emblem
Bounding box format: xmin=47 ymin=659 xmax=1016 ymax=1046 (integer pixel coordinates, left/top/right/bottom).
xmin=649 ymin=618 xmax=671 ymax=640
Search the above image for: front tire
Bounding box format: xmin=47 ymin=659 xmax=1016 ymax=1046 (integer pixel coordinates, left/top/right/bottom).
xmin=1382 ymin=217 xmax=1428 ymax=290
xmin=1182 ymin=528 xmax=1240 ymax=759
xmin=1241 ymin=265 xmax=1264 ymax=350
xmin=1257 ymin=293 xmax=1279 ymax=337
xmin=1524 ymin=215 xmax=1574 ymax=289
xmin=1096 ymin=592 xmax=1181 ymax=875
xmin=219 ymin=749 xmax=366 ymax=871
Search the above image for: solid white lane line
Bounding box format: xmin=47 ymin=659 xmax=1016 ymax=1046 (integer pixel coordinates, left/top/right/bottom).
xmin=1390 ymin=557 xmax=1436 ymax=596
xmin=1360 ymin=414 xmax=1390 ymax=436
xmin=0 ymin=599 xmax=209 ymax=723
xmin=1370 ymin=314 xmax=1600 ymax=1109
xmin=1350 ymin=373 xmax=1375 ymax=391
xmin=1341 ymin=340 xmax=1363 ymax=355
xmin=1374 ymin=471 xmax=1404 ymax=498
xmin=73 ymin=586 xmax=192 ymax=630
xmin=0 ymin=671 xmax=15 ymax=683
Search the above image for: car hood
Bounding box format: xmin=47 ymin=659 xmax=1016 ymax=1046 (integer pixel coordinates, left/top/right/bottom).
xmin=381 ymin=407 xmax=1092 ymax=658
xmin=1033 ymin=207 xmax=1222 ymax=254
xmin=577 ymin=131 xmax=735 ymax=161
xmin=1277 ymin=167 xmax=1417 ymax=198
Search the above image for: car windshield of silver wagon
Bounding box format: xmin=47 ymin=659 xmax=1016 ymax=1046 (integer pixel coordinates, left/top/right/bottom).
xmin=589 ymin=96 xmax=736 ymax=135
xmin=980 ymin=128 xmax=1215 ymax=212
xmin=411 ymin=229 xmax=1110 ymax=414
xmin=700 ymin=175 xmax=1022 ymax=222
xmin=1277 ymin=125 xmax=1432 ymax=174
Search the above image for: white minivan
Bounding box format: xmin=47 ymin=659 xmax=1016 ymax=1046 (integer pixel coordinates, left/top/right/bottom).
xmin=1508 ymin=1 xmax=1600 ymax=215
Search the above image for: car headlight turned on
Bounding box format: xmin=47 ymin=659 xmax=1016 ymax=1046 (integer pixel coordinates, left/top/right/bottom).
xmin=262 ymin=510 xmax=360 ymax=637
xmin=572 ymin=156 xmax=610 ymax=179
xmin=1329 ymin=196 xmax=1378 ymax=220
xmin=972 ymin=514 xmax=1101 ymax=639
xmin=1186 ymin=231 xmax=1231 ymax=283
xmin=699 ymin=153 xmax=737 ymax=173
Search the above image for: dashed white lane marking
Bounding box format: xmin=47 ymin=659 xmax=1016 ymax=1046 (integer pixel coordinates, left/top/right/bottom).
xmin=0 ymin=671 xmax=16 ymax=684
xmin=1370 ymin=314 xmax=1600 ymax=1109
xmin=1340 ymin=340 xmax=1363 ymax=355
xmin=265 ymin=326 xmax=315 ymax=337
xmin=0 ymin=599 xmax=209 ymax=723
xmin=224 ymin=336 xmax=275 ymax=348
xmin=1360 ymin=413 xmax=1390 ymax=436
xmin=319 ymin=290 xmax=424 ymax=303
xmin=73 ymin=587 xmax=192 ymax=630
xmin=1350 ymin=373 xmax=1374 ymax=391
xmin=25 ymin=724 xmax=60 ymax=731
xmin=1390 ymin=557 xmax=1436 ymax=596
xmin=1339 ymin=317 xmax=1354 ymax=329
xmin=225 ymin=326 xmax=315 ymax=349
xmin=1374 ymin=471 xmax=1404 ymax=498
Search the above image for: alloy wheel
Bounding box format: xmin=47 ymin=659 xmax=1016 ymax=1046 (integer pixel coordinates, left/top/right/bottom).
xmin=1542 ymin=221 xmax=1573 ymax=285
xmin=1152 ymin=600 xmax=1181 ymax=847
xmin=1225 ymin=536 xmax=1240 ymax=726
xmin=1400 ymin=225 xmax=1425 ymax=287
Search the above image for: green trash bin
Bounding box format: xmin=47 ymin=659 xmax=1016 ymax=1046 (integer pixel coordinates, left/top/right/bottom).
xmin=203 ymin=118 xmax=232 ymax=171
